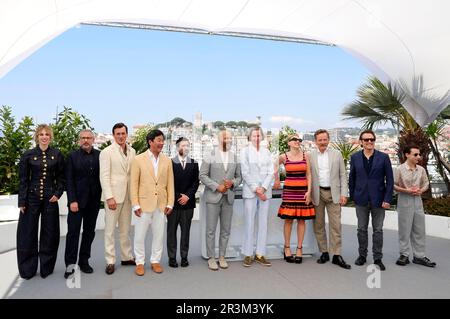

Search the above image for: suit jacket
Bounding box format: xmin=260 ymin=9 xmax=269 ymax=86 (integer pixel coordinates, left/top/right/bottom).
xmin=240 ymin=145 xmax=274 ymax=199
xmin=66 ymin=147 xmax=102 ymax=210
xmin=199 ymin=148 xmax=242 ymax=205
xmin=130 ymin=151 xmax=175 ymax=213
xmin=172 ymin=156 xmax=200 ymax=210
xmin=349 ymin=149 xmax=394 ymax=208
xmin=99 ymin=142 xmax=136 ymax=204
xmin=309 ymin=148 xmax=348 ymax=206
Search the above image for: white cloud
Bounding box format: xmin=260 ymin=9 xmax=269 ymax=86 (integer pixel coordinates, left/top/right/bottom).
xmin=269 ymin=116 xmax=315 ymax=125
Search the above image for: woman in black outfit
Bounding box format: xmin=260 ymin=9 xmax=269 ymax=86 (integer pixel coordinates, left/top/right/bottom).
xmin=17 ymin=124 xmax=65 ymax=279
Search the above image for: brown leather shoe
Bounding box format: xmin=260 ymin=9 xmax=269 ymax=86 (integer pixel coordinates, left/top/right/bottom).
xmin=135 ymin=264 xmax=145 ymax=276
xmin=151 ymin=263 xmax=164 ymax=274
xmin=105 ymin=264 xmax=115 ymax=275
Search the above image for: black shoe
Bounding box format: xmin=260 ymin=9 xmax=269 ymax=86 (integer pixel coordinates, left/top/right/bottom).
xmin=355 ymin=256 xmax=367 ymax=266
xmin=396 ymin=255 xmax=410 ymax=266
xmin=284 ymin=246 xmax=295 ymax=264
xmin=79 ymin=264 xmax=94 ymax=274
xmin=121 ymin=259 xmax=136 ymax=266
xmin=169 ymin=258 xmax=179 ymax=268
xmin=105 ymin=264 xmax=115 ymax=275
xmin=374 ymin=259 xmax=386 ymax=271
xmin=40 ymin=271 xmax=53 ymax=279
xmin=317 ymin=252 xmax=330 ymax=264
xmin=332 ymin=255 xmax=351 ymax=270
xmin=413 ymin=257 xmax=436 ymax=268
xmin=181 ymin=258 xmax=189 ymax=268
xmin=295 ymin=247 xmax=303 ymax=264
xmin=64 ymin=268 xmax=75 ymax=279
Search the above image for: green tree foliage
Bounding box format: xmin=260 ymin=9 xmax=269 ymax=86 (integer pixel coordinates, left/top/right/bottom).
xmin=51 ymin=106 xmax=94 ymax=157
xmin=132 ymin=125 xmax=153 ymax=155
xmin=0 ymin=105 xmax=35 ymax=194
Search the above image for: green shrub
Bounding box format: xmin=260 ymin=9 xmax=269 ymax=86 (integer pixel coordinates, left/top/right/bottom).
xmin=424 ymin=196 xmax=450 ymax=217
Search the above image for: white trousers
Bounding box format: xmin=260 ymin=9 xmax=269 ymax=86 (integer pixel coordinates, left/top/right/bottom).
xmin=134 ymin=209 xmax=166 ymax=265
xmin=242 ymin=197 xmax=270 ymax=257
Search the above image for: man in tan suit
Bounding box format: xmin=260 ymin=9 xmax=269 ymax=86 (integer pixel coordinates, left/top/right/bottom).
xmin=100 ymin=123 xmax=136 ymax=275
xmin=130 ymin=129 xmax=174 ymax=276
xmin=309 ymin=129 xmax=351 ymax=270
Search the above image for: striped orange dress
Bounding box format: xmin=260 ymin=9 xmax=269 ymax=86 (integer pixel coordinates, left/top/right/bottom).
xmin=278 ymin=153 xmax=316 ymax=220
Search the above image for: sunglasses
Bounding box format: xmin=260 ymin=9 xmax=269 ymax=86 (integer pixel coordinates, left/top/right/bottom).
xmin=362 ymin=138 xmax=376 ymax=142
xmin=413 ymin=153 xmax=421 ymax=157
xmin=289 ymin=138 xmax=302 ymax=142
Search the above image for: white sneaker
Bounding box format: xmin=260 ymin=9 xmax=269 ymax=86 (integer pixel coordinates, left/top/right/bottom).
xmin=219 ymin=257 xmax=229 ymax=269
xmin=208 ymin=258 xmax=219 ymax=271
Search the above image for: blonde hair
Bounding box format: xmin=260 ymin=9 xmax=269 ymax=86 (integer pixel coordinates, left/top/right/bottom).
xmin=34 ymin=124 xmax=54 ymax=144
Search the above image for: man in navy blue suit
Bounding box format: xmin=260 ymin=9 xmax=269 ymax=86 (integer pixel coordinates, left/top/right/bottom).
xmin=349 ymin=130 xmax=394 ymax=271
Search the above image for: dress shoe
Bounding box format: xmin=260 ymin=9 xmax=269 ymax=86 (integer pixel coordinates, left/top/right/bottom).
xmin=40 ymin=271 xmax=53 ymax=279
xmin=151 ymin=263 xmax=164 ymax=274
xmin=79 ymin=264 xmax=94 ymax=274
xmin=135 ymin=264 xmax=145 ymax=276
xmin=413 ymin=256 xmax=436 ymax=268
xmin=219 ymin=257 xmax=229 ymax=269
xmin=284 ymin=246 xmax=295 ymax=263
xmin=208 ymin=258 xmax=219 ymax=271
xmin=181 ymin=258 xmax=189 ymax=268
xmin=396 ymin=255 xmax=410 ymax=266
xmin=169 ymin=258 xmax=179 ymax=268
xmin=255 ymin=255 xmax=272 ymax=267
xmin=374 ymin=259 xmax=386 ymax=271
xmin=64 ymin=268 xmax=75 ymax=279
xmin=317 ymin=252 xmax=330 ymax=264
xmin=332 ymin=255 xmax=351 ymax=270
xmin=105 ymin=264 xmax=115 ymax=275
xmin=355 ymin=256 xmax=367 ymax=266
xmin=295 ymin=247 xmax=303 ymax=264
xmin=121 ymin=259 xmax=136 ymax=266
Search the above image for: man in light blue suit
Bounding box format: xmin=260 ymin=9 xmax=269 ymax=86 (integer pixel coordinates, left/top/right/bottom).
xmin=349 ymin=129 xmax=394 ymax=271
xmin=240 ymin=127 xmax=274 ymax=268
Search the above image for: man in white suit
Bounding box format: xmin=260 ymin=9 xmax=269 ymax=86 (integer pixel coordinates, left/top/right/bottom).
xmin=240 ymin=127 xmax=274 ymax=268
xmin=100 ymin=123 xmax=136 ymax=275
xmin=309 ymin=129 xmax=351 ymax=270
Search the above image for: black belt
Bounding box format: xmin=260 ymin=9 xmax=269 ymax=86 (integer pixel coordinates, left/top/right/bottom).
xmin=320 ymin=186 xmax=331 ymax=190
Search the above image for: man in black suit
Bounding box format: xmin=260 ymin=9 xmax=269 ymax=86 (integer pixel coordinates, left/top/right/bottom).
xmin=64 ymin=129 xmax=102 ymax=278
xmin=167 ymin=137 xmax=200 ymax=268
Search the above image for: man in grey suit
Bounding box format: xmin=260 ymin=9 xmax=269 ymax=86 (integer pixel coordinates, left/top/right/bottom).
xmin=199 ymin=130 xmax=242 ymax=271
xmin=309 ymin=129 xmax=351 ymax=269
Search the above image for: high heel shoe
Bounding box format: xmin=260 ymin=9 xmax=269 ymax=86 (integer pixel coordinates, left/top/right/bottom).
xmin=284 ymin=246 xmax=295 ymax=264
xmin=295 ymin=247 xmax=303 ymax=264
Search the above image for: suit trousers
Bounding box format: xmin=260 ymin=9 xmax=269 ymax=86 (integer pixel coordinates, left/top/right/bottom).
xmin=64 ymin=201 xmax=100 ymax=267
xmin=16 ymin=195 xmax=60 ymax=279
xmin=242 ymin=197 xmax=270 ymax=257
xmin=104 ymin=197 xmax=133 ymax=265
xmin=134 ymin=208 xmax=166 ymax=265
xmin=313 ymin=189 xmax=342 ymax=256
xmin=206 ymin=196 xmax=234 ymax=258
xmin=167 ymin=208 xmax=194 ymax=259
xmin=356 ymin=204 xmax=385 ymax=260
xmin=397 ymin=193 xmax=426 ymax=258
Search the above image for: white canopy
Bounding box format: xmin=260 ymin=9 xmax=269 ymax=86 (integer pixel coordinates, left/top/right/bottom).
xmin=1 ymin=0 xmax=449 ymax=126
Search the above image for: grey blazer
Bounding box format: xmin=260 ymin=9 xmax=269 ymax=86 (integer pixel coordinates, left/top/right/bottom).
xmin=199 ymin=148 xmax=242 ymax=205
xmin=309 ymin=148 xmax=348 ymax=206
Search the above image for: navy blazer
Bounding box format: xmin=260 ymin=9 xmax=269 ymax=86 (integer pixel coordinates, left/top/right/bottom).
xmin=172 ymin=156 xmax=200 ymax=210
xmin=349 ymin=150 xmax=394 ymax=208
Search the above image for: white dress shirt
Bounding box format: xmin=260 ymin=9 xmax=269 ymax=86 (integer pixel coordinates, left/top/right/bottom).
xmin=317 ymin=148 xmax=331 ymax=187
xmin=218 ymin=149 xmax=230 ymax=171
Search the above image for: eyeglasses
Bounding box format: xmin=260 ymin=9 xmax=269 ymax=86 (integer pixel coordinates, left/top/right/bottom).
xmin=362 ymin=138 xmax=376 ymax=142
xmin=289 ymin=138 xmax=302 ymax=142
xmin=80 ymin=137 xmax=94 ymax=140
xmin=413 ymin=153 xmax=421 ymax=157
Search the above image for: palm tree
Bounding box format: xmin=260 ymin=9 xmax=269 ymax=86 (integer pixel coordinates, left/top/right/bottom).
xmin=331 ymin=139 xmax=360 ymax=168
xmin=342 ymin=76 xmax=450 ymax=196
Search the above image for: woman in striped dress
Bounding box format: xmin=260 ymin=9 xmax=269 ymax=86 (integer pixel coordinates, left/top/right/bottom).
xmin=277 ymin=134 xmax=315 ymax=264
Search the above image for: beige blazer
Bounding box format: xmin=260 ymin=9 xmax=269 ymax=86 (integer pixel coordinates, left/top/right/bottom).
xmin=99 ymin=142 xmax=136 ymax=204
xmin=309 ymin=148 xmax=348 ymax=206
xmin=130 ymin=151 xmax=175 ymax=213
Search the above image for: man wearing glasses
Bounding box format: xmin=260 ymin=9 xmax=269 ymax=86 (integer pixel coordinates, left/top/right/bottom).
xmin=64 ymin=130 xmax=102 ymax=278
xmin=394 ymin=145 xmax=436 ymax=268
xmin=349 ymin=129 xmax=394 ymax=271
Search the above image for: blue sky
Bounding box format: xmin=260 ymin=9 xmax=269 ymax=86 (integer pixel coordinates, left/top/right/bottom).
xmin=0 ymin=24 xmax=370 ymax=133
